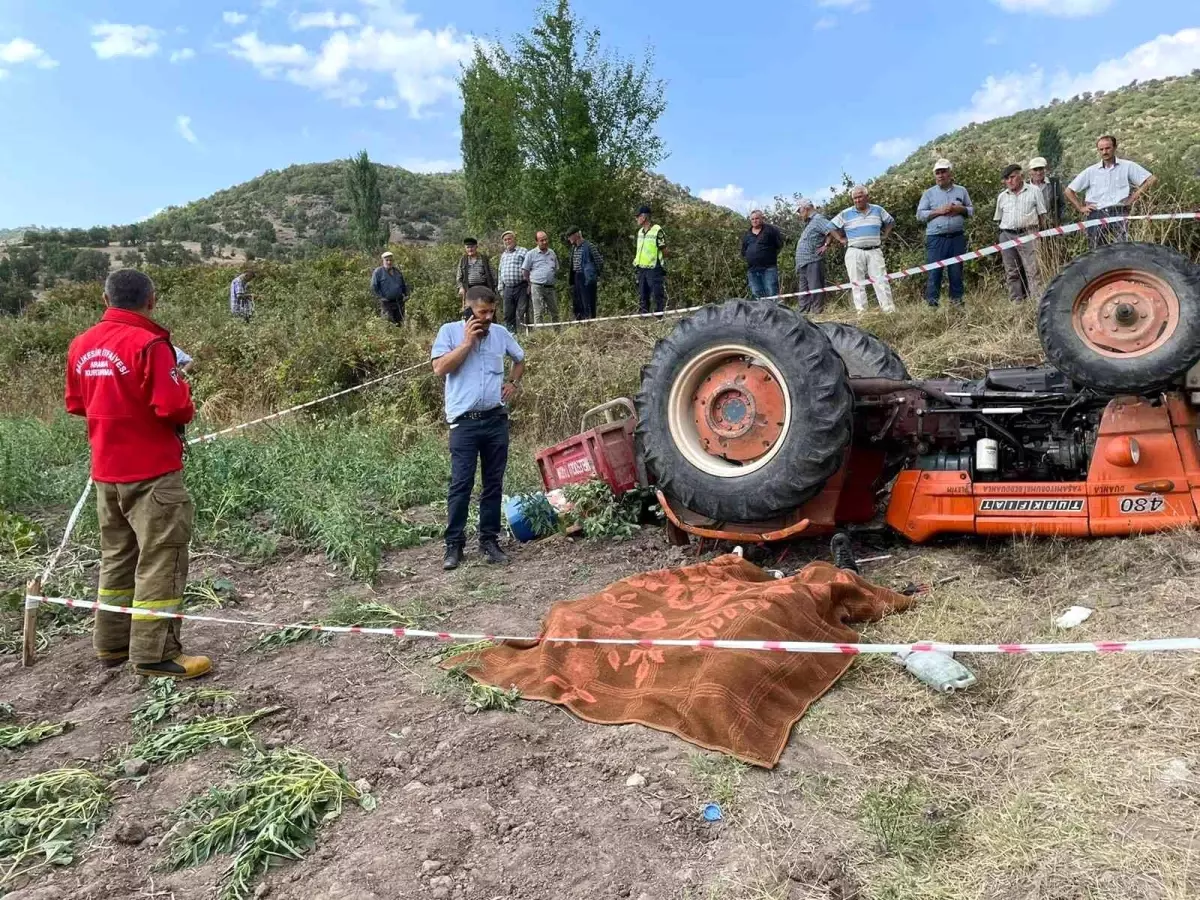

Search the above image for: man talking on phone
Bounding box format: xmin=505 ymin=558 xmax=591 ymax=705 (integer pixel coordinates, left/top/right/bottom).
xmin=431 ymin=285 xmax=526 ymax=570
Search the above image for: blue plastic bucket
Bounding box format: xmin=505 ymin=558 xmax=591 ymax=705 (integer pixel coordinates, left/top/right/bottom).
xmin=505 ymin=494 xmax=555 ymax=542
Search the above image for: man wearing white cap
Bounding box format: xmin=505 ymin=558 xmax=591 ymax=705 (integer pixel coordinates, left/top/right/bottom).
xmin=1027 ymin=156 xmax=1063 ymax=226
xmin=916 ymin=159 xmax=973 ymax=307
xmin=371 ymin=250 xmax=408 ymax=326
xmin=498 ymin=230 xmax=530 ymax=330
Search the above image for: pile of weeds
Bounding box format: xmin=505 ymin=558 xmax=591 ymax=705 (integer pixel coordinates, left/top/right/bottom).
xmin=126 ymin=708 xmax=281 ymax=765
xmin=0 ymin=720 xmax=71 ymax=750
xmin=0 ymin=768 xmax=108 ymax=891
xmin=184 ymin=576 xmax=241 ymax=610
xmin=251 ymin=595 xmax=441 ymax=653
xmin=131 ymin=678 xmax=237 ymax=733
xmin=165 ymin=747 xmax=375 ymax=900
xmin=561 ymin=481 xmax=657 ymax=539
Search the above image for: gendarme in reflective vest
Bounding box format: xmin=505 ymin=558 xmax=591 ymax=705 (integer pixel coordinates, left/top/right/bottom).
xmin=634 ymin=224 xmax=664 ymax=269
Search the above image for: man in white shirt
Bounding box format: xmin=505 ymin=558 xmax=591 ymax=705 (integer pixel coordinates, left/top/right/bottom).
xmin=1065 ymin=135 xmax=1156 ymax=249
xmin=994 ymin=164 xmax=1047 ymax=302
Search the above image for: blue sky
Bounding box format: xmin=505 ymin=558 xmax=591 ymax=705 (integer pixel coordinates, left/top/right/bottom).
xmin=1 ymin=0 xmax=1197 ymax=227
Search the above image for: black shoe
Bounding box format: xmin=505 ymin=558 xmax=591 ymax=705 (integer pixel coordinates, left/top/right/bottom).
xmin=443 ymin=545 xmax=464 ymax=571
xmin=830 ymin=533 xmax=859 ymax=574
xmin=480 ymin=540 xmax=509 ymax=565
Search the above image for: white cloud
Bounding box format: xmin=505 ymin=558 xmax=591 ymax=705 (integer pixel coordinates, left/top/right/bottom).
xmin=871 ymin=137 xmax=917 ymax=162
xmin=176 ymin=115 xmax=198 ymax=144
xmin=0 ymin=37 xmax=58 ymax=69
xmin=91 ymin=24 xmax=161 ymax=59
xmin=991 ymin=0 xmax=1112 ymax=16
xmin=292 ymin=11 xmax=361 ymax=30
xmin=170 ymin=47 xmax=196 ymax=63
xmin=374 ymin=96 xmax=398 ymax=109
xmin=697 ymin=184 xmax=777 ymax=213
xmin=816 ymin=0 xmax=870 ymax=11
xmin=934 ymin=27 xmax=1200 ymax=131
xmin=226 ymin=9 xmax=475 ymax=115
xmin=814 ymin=16 xmax=837 ymax=30
xmin=223 ymin=11 xmax=249 ymax=25
xmin=399 ymin=157 xmax=458 ymax=173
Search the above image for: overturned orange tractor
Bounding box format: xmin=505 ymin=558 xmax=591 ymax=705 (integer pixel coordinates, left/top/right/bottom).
xmin=633 ymin=243 xmax=1200 ymax=544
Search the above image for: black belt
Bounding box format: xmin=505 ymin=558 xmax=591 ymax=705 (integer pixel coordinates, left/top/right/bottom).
xmin=848 ymin=245 xmax=881 ymax=251
xmin=453 ymin=406 xmax=506 ymax=423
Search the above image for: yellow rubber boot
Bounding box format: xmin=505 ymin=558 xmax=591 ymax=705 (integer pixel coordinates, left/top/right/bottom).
xmin=135 ymin=654 xmax=212 ymax=680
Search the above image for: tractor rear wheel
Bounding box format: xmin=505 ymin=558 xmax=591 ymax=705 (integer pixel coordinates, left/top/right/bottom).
xmin=1039 ymin=242 xmax=1200 ymax=393
xmin=817 ymin=321 xmax=910 ymax=380
xmin=635 ymin=300 xmax=852 ymax=522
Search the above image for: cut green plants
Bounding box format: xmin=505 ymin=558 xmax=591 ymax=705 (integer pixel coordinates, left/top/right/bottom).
xmin=0 ymin=720 xmax=71 ymax=750
xmin=562 ymin=481 xmax=655 ymax=539
xmin=464 ymin=683 xmax=521 ymax=713
xmin=165 ymin=747 xmax=375 ymax=900
xmin=184 ymin=576 xmax=240 ymax=610
xmin=131 ymin=678 xmax=237 ymax=733
xmin=0 ymin=768 xmax=109 ymax=891
xmin=127 ymin=708 xmax=281 ymax=765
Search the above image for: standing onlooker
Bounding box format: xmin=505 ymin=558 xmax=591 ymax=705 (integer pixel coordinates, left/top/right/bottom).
xmin=1065 ymin=136 xmax=1156 ymax=248
xmin=521 ymin=231 xmax=560 ymax=324
xmin=498 ymin=231 xmax=530 ymax=331
xmin=431 ymin=286 xmax=525 ymax=571
xmin=456 ymin=238 xmax=497 ymax=299
xmin=370 ymin=251 xmax=408 ymax=326
xmin=828 ymin=186 xmax=896 ymax=314
xmin=633 ymin=205 xmax=667 ymax=315
xmin=993 ymin=164 xmax=1047 ymax=302
xmin=740 ymin=210 xmax=784 ymax=300
xmin=174 ymin=346 xmax=194 ymax=375
xmin=916 ymin=159 xmax=973 ymax=307
xmin=229 ymin=270 xmax=254 ymax=321
xmin=566 ymin=227 xmax=604 ymax=320
xmin=794 ymin=199 xmax=835 ymax=314
xmin=1027 ymin=156 xmax=1064 ymax=226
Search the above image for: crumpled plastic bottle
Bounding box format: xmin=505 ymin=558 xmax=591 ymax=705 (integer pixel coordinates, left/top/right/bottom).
xmin=895 ymin=650 xmax=977 ymax=693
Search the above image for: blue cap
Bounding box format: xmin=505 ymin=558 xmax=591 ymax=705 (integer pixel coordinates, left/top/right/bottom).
xmin=702 ymin=803 xmax=722 ymax=822
xmin=637 ymin=205 xmax=652 ymax=216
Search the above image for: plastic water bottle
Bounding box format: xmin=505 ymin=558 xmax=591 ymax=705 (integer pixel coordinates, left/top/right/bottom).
xmin=895 ymin=650 xmax=976 ymax=693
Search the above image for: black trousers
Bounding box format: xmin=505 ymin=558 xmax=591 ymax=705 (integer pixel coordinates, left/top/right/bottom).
xmin=380 ymin=298 xmax=405 ymax=325
xmin=637 ymin=267 xmax=666 ymax=314
xmin=503 ymin=283 xmax=530 ymax=330
xmin=572 ymin=280 xmax=598 ymax=320
xmin=445 ymin=414 xmax=510 ymax=549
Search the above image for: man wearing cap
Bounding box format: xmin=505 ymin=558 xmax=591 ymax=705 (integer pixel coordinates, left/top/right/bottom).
xmin=994 ymin=164 xmax=1047 ymax=302
xmin=498 ymin=230 xmax=529 ymax=331
xmin=916 ymin=159 xmax=973 ymax=307
xmin=371 ymin=251 xmax=409 ymax=326
xmin=1027 ymin=156 xmax=1064 ymax=226
xmin=828 ymin=186 xmax=896 ymax=315
xmin=1065 ymin=135 xmax=1156 ymax=249
xmin=565 ymin=227 xmax=604 ymax=320
xmin=793 ymin=199 xmax=835 ymax=314
xmin=456 ymin=238 xmax=497 ymax=300
xmin=634 ymin=205 xmax=667 ymax=315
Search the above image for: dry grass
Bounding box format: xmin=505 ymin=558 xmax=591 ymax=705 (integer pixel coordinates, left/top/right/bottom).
xmin=695 ymin=531 xmax=1200 ymax=899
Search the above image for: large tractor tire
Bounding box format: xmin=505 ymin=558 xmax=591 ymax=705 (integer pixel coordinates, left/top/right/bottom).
xmin=817 ymin=321 xmax=910 ymax=380
xmin=635 ymin=300 xmax=852 ymax=522
xmin=1039 ymin=242 xmax=1200 ymax=393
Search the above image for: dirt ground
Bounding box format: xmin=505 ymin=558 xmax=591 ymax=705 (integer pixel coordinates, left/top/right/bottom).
xmin=3 ymin=523 xmax=1199 ymax=900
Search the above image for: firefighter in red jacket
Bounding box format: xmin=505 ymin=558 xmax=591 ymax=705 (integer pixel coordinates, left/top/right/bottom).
xmin=65 ymin=269 xmax=211 ymax=679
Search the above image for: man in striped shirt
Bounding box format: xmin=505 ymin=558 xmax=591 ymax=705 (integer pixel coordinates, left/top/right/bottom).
xmin=993 ymin=164 xmax=1047 ymax=302
xmin=229 ymin=271 xmax=254 ymax=321
xmin=498 ymin=231 xmax=529 ymax=330
xmin=829 ymin=186 xmax=896 ymax=314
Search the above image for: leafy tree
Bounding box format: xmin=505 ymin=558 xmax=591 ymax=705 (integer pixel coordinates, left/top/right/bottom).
xmin=461 ymin=46 xmax=521 ymax=235
xmin=1037 ymin=121 xmax=1065 ymax=172
xmin=0 ymin=281 xmax=33 ymax=316
xmin=7 ymin=247 xmax=41 ymax=287
xmin=68 ymin=249 xmax=111 ymax=283
xmin=345 ymin=150 xmax=387 ymax=252
xmin=458 ymin=0 xmax=666 ymax=254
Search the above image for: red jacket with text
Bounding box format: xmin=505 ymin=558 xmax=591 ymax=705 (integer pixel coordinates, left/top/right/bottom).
xmin=65 ymin=308 xmax=195 ymax=483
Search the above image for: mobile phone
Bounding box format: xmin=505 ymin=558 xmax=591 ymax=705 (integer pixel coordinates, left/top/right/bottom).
xmin=462 ymin=307 xmax=474 ymax=321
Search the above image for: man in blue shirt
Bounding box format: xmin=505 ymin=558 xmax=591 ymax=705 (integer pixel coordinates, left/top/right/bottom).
xmin=370 ymin=251 xmax=408 ymax=325
xmin=431 ymin=286 xmax=526 ymax=570
xmin=829 ymin=186 xmax=896 ymax=314
xmin=916 ymin=159 xmax=973 ymax=307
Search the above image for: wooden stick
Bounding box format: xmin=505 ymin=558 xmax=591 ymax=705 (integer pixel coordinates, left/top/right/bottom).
xmin=22 ymin=578 xmax=41 ymax=668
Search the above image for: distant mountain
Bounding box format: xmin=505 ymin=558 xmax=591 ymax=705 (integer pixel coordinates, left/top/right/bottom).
xmin=0 ymin=226 xmax=44 ymax=245
xmin=883 ymin=73 xmax=1200 ymax=182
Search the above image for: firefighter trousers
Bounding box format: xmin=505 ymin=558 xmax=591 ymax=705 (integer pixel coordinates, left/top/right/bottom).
xmin=93 ymin=470 xmax=193 ymax=665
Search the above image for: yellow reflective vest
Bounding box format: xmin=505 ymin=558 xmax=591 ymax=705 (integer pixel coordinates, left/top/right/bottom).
xmin=634 ymin=224 xmax=664 ymax=269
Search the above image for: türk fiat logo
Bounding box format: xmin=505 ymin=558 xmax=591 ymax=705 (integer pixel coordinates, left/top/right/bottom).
xmin=978 ymin=499 xmax=1085 ymax=512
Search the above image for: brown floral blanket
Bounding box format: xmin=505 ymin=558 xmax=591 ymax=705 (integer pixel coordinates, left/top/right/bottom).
xmin=448 ymin=553 xmax=910 ymax=767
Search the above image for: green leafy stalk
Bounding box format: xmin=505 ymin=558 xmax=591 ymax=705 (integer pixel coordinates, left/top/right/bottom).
xmin=131 ymin=678 xmax=237 ymax=733
xmin=128 ymin=708 xmax=281 ymax=764
xmin=0 ymin=721 xmax=71 ymax=750
xmin=0 ymin=769 xmax=108 ymax=890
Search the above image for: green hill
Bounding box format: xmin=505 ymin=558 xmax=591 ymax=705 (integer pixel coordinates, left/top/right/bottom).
xmin=885 ymin=73 xmax=1200 ymax=181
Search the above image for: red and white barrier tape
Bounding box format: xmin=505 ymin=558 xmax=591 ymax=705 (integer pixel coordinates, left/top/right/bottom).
xmin=524 ymin=212 xmax=1200 ymax=330
xmin=27 ymin=593 xmax=1200 ymax=656
xmin=39 ymin=360 xmax=432 ymax=583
